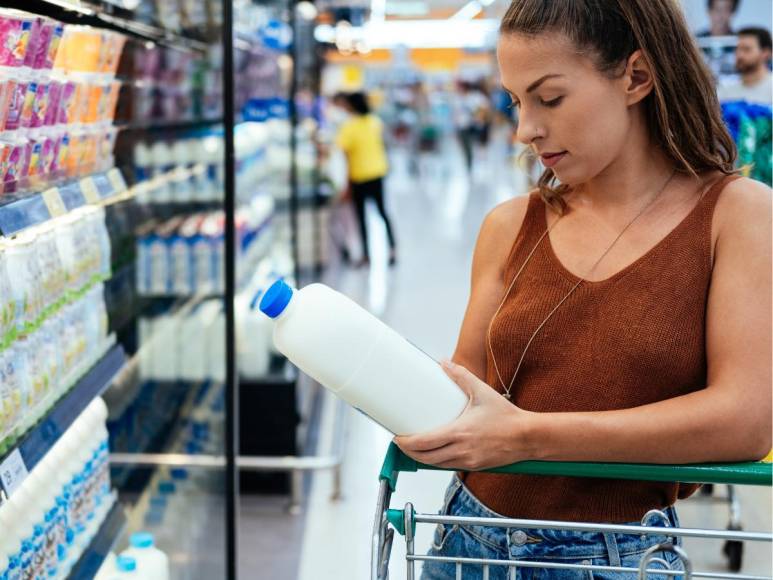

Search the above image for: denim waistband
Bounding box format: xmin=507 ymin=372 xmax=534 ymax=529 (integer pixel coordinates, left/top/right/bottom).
xmin=441 ymin=475 xmax=681 ymax=563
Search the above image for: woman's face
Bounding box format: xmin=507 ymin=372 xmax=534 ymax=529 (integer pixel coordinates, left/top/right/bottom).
xmin=497 ymin=32 xmax=633 ymax=186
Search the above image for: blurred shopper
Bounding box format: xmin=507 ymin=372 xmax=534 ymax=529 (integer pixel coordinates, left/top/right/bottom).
xmin=718 ymin=27 xmax=773 ymax=105
xmin=394 ymin=1 xmax=771 ymax=578
xmin=336 ymin=92 xmax=397 ymax=268
xmin=319 ymin=92 xmax=358 ymax=265
xmin=455 ymin=82 xmax=490 ymax=175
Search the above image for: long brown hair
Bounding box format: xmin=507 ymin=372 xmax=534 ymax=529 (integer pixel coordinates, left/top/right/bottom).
xmin=501 ymin=0 xmax=737 ymax=214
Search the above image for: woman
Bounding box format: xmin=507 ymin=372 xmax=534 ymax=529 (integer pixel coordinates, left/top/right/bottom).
xmin=336 ymin=92 xmax=397 ymax=268
xmin=394 ymin=1 xmax=772 ymax=578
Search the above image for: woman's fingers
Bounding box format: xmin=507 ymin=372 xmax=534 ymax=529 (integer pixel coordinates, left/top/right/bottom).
xmin=394 ymin=425 xmax=457 ymax=452
xmin=402 ymin=443 xmax=465 ymax=467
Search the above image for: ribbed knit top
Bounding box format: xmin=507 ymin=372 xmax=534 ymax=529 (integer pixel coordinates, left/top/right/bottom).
xmin=461 ymin=174 xmax=739 ymax=523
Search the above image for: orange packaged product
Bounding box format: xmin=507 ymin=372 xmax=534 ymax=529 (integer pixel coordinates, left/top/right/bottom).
xmin=104 ymin=80 xmax=121 ymax=122
xmin=99 ymin=31 xmax=126 ymax=76
xmin=56 ymin=26 xmax=102 ymax=73
xmin=68 ymin=81 xmax=90 ymax=124
xmin=84 ymin=82 xmax=103 ymax=124
xmin=81 ymin=130 xmax=99 ymax=173
xmin=65 ymin=130 xmax=83 ymax=177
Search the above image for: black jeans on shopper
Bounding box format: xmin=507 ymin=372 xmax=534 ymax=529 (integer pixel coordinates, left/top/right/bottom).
xmin=350 ymin=176 xmax=396 ymax=261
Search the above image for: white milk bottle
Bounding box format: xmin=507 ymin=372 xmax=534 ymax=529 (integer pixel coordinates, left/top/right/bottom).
xmin=258 ymin=280 xmax=468 ymax=435
xmin=94 ymin=552 xmax=118 ymax=580
xmin=120 ymin=533 xmax=170 ymax=580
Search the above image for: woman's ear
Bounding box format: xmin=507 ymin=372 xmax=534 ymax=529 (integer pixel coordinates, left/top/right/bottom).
xmin=624 ymin=50 xmax=654 ymax=106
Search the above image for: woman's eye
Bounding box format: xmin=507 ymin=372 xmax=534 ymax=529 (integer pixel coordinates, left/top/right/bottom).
xmin=540 ymin=96 xmax=564 ymax=108
xmin=508 ymin=100 xmax=520 ymax=110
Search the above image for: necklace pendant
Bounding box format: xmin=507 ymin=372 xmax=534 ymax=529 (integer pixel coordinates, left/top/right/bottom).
xmin=502 ymin=392 xmax=511 ymax=400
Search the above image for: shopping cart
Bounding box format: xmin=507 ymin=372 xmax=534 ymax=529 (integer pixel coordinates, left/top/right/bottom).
xmin=372 ymin=443 xmax=772 ymax=579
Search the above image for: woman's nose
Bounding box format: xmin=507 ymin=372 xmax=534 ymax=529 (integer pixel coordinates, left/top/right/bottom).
xmin=515 ymin=111 xmax=543 ymax=146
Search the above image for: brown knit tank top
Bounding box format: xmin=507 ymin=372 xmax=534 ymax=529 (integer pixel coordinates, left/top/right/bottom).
xmin=460 ymin=174 xmax=740 ymax=524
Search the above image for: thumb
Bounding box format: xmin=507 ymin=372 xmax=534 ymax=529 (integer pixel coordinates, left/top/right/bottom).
xmin=441 ymin=360 xmax=488 ymax=402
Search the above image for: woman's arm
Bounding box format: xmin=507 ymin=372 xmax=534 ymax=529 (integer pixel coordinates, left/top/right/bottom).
xmin=450 ymin=196 xmax=531 ymax=378
xmin=397 ymin=179 xmax=772 ymax=469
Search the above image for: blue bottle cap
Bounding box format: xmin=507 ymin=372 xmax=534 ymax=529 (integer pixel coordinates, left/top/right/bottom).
xmin=130 ymin=532 xmax=155 ymax=549
xmin=117 ymin=555 xmax=137 ymax=572
xmin=259 ymin=280 xmax=294 ymax=318
xmin=170 ymin=468 xmax=189 ymax=480
xmin=158 ymin=481 xmax=176 ymax=494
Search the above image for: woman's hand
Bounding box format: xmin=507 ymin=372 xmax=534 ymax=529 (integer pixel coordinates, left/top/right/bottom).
xmin=393 ymin=360 xmax=538 ymax=470
xmin=338 ymin=184 xmax=352 ymax=203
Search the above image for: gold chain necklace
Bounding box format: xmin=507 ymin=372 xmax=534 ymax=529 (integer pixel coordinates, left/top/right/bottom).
xmin=487 ymin=170 xmax=676 ymax=400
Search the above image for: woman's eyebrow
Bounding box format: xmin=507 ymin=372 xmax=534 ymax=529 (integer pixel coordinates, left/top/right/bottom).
xmin=526 ymin=74 xmax=564 ymax=93
xmin=503 ymin=74 xmax=565 ymax=98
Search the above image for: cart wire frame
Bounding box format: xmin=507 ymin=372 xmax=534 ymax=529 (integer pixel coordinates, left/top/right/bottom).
xmin=372 ymin=443 xmax=773 ymax=580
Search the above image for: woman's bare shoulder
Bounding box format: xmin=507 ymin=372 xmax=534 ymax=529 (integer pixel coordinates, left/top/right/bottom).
xmin=711 ymin=175 xmax=771 ymax=263
xmin=474 ymin=191 xmax=536 ymax=271
xmin=714 ymin=176 xmax=771 ymax=216
xmin=481 ymin=191 xmax=535 ymax=240
xmin=713 ymin=176 xmax=771 ymax=236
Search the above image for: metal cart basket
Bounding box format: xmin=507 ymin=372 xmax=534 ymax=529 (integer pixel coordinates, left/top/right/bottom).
xmin=372 ymin=443 xmax=772 ymax=579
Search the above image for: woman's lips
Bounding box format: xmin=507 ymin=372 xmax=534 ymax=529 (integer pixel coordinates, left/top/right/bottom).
xmin=540 ymin=151 xmax=567 ymax=168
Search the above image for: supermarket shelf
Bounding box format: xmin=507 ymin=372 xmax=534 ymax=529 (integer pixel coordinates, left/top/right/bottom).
xmin=67 ymin=501 xmax=128 ymax=580
xmin=117 ymin=118 xmax=225 ymax=134
xmin=5 ymin=0 xmax=210 ymax=53
xmin=0 ymin=345 xmax=127 ymax=500
xmin=0 ymin=170 xmax=128 ymax=237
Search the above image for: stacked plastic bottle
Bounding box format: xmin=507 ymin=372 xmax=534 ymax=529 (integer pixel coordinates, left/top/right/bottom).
xmin=0 ymin=206 xmax=112 ymax=451
xmin=0 ymin=397 xmax=114 ymax=580
xmin=100 ymin=383 xmax=222 ymax=579
xmin=95 ymin=533 xmax=170 ymax=580
xmin=128 ymin=383 xmax=223 ymax=579
xmin=131 ymin=122 xmax=283 ymax=205
xmin=0 ymin=9 xmax=126 ymax=194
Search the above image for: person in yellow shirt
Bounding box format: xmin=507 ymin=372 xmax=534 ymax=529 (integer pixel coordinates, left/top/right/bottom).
xmin=336 ymin=92 xmax=397 ymax=268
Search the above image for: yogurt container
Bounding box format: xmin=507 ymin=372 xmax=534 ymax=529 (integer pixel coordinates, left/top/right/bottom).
xmin=42 ymin=77 xmax=61 ymax=126
xmin=4 ymin=69 xmax=29 ymax=134
xmin=0 ymin=70 xmax=17 ymax=132
xmin=22 ymin=16 xmax=43 ymax=70
xmin=0 ymin=10 xmax=34 ymax=69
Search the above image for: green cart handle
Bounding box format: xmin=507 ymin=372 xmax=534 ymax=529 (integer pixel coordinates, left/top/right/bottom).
xmin=379 ymin=442 xmax=773 ymax=492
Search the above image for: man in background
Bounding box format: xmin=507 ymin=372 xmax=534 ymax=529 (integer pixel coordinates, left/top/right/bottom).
xmin=718 ymin=27 xmax=772 ymax=105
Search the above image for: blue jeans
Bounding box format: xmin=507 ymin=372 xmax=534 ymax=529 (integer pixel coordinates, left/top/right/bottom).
xmin=421 ymin=476 xmax=683 ymax=579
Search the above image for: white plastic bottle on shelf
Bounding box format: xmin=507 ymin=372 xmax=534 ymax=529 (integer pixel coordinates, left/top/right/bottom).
xmin=201 ymin=134 xmax=223 ymax=201
xmin=0 ymin=241 xmax=15 ymax=344
xmin=94 ymin=551 xmax=118 ymax=580
xmin=134 ymin=142 xmax=153 ymax=181
xmin=120 ymin=533 xmax=169 ymax=580
xmin=258 ymin=280 xmax=468 ymax=435
xmin=235 ymin=292 xmax=270 ymax=378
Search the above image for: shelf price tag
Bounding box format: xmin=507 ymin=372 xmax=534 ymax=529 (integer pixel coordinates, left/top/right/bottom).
xmin=0 ymin=449 xmax=28 ymax=499
xmin=107 ymin=168 xmax=127 ymax=193
xmin=42 ymin=188 xmax=66 ymax=217
xmin=81 ymin=177 xmax=100 ymax=204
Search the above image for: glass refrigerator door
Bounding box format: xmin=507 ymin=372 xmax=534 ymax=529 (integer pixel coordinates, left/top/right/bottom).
xmin=99 ymin=2 xmax=231 ymax=578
